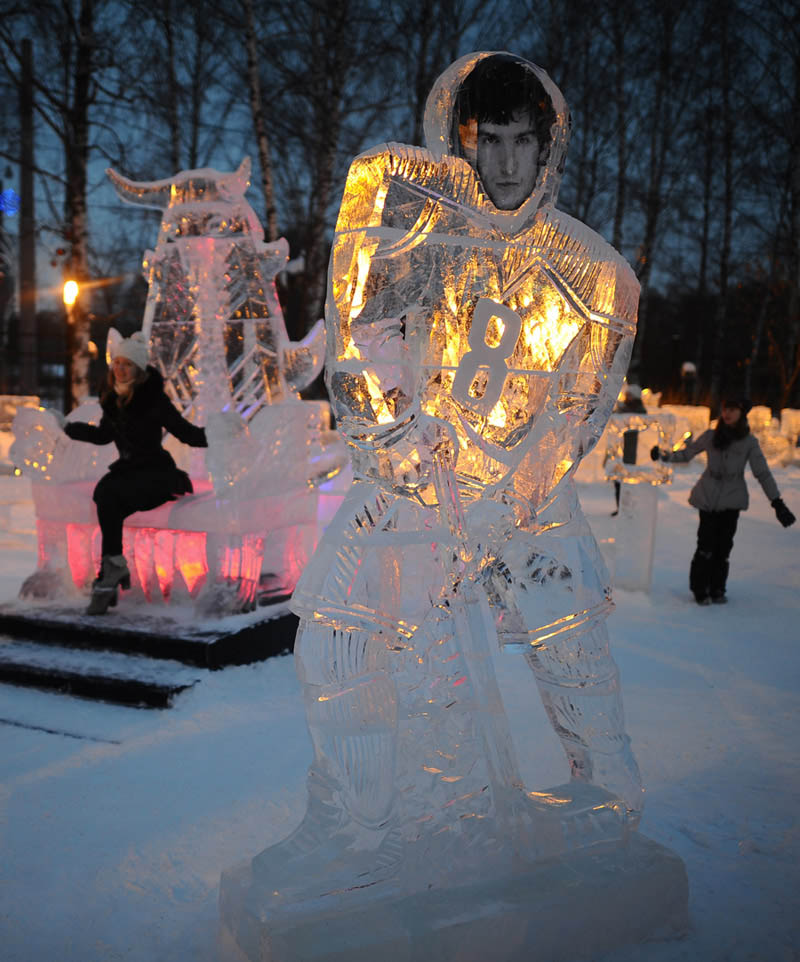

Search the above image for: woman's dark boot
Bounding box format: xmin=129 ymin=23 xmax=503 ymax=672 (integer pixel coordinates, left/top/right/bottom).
xmin=709 ymin=558 xmax=730 ymax=604
xmin=86 ymin=555 xmax=131 ymax=615
xmin=690 ymin=549 xmax=712 ymax=605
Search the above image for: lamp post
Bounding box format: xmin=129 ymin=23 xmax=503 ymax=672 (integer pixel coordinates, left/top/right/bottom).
xmin=63 ymin=279 xmax=78 ymax=413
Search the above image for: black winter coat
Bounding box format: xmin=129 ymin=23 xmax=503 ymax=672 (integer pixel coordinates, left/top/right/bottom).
xmin=64 ymin=366 xmax=207 ymax=495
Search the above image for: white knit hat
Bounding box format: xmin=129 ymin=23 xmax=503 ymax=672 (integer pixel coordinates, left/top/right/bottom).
xmin=114 ymin=331 xmax=149 ymax=371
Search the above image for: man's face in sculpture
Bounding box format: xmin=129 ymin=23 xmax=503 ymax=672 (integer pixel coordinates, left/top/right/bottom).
xmin=476 ymin=110 xmax=539 ymax=211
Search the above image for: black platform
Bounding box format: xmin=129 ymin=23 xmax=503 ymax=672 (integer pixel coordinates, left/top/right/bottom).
xmin=0 ymin=599 xmax=299 ymax=708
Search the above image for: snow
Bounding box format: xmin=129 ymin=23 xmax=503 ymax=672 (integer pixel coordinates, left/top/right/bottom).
xmin=0 ymin=638 xmax=203 ymax=684
xmin=1 ymin=464 xmax=799 ymax=961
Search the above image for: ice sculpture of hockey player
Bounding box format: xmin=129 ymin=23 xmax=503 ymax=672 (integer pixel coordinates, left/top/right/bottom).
xmin=12 ymin=159 xmax=347 ymax=612
xmin=249 ymin=53 xmax=643 ymax=902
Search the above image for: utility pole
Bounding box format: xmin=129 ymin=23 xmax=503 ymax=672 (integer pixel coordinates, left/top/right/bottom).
xmin=18 ymin=38 xmax=37 ymax=398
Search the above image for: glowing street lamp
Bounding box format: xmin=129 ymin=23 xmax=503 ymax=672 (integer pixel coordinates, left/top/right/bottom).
xmin=63 ymin=279 xmax=79 ymax=413
xmin=63 ymin=279 xmax=79 ymax=307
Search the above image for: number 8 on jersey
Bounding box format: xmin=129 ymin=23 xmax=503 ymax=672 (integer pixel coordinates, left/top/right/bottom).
xmin=451 ymin=298 xmax=522 ymax=416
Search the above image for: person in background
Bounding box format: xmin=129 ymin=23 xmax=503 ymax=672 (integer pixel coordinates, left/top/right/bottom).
xmin=64 ymin=332 xmax=207 ymax=615
xmin=652 ymin=396 xmax=795 ymax=605
xmin=611 ymin=383 xmax=647 ymax=516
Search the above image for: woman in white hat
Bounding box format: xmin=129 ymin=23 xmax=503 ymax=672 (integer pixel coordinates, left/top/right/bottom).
xmin=64 ymin=331 xmax=208 ymax=614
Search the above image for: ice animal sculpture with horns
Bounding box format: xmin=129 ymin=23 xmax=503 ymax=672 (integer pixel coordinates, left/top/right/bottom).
xmin=107 ymin=158 xmax=325 ymax=421
xmin=12 ymin=159 xmax=347 ymax=612
xmin=224 ymin=54 xmax=646 ymax=938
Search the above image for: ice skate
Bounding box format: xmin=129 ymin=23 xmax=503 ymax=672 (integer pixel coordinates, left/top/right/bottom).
xmin=562 ymin=737 xmax=644 ymax=831
xmin=249 ymin=764 xmax=403 ymax=904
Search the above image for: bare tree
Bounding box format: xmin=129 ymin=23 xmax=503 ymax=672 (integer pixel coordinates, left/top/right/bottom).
xmin=247 ymin=0 xmax=400 ymax=336
xmin=242 ymin=0 xmax=277 ymax=241
xmin=0 ymin=0 xmax=116 ymax=406
xmin=726 ymin=0 xmax=800 ymax=404
xmin=707 ymin=0 xmax=736 ymax=402
xmin=625 ymin=1 xmax=702 ymax=374
xmin=608 ymin=2 xmax=635 ymax=252
xmin=1 ymin=0 xmax=799 ymax=409
xmin=113 ymin=0 xmax=240 ymax=178
xmin=386 ymin=0 xmax=501 ymax=145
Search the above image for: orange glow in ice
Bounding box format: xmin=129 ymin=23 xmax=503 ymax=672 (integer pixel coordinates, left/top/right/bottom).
xmin=176 ymin=531 xmax=208 ymax=595
xmin=154 ymin=529 xmax=175 ymax=600
xmin=66 ymin=523 xmax=92 ymax=587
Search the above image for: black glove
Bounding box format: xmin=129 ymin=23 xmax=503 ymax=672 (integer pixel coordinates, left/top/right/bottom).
xmin=650 ymin=445 xmax=667 ymax=462
xmin=772 ymin=498 xmax=796 ymax=528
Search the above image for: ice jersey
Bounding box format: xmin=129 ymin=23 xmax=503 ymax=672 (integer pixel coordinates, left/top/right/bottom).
xmin=326 ymin=144 xmax=639 ymax=509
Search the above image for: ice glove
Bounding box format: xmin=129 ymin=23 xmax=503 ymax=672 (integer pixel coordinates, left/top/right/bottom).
xmin=772 ymin=498 xmax=796 ymax=528
xmin=206 ymin=409 xmax=247 ymax=443
xmin=48 ymin=408 xmax=67 ymax=430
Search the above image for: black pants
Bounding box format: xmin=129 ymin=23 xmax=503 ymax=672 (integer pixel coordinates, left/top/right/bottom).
xmin=93 ymin=468 xmax=180 ymax=557
xmin=690 ymin=509 xmax=740 ymax=600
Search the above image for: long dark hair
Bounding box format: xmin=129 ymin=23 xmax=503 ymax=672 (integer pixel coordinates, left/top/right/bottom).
xmin=713 ymin=408 xmax=750 ymax=449
xmin=100 ymin=364 xmax=148 ymax=407
xmin=453 ymin=55 xmax=556 ymax=166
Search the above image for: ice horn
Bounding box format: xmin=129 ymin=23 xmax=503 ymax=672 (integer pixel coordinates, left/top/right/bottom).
xmin=106 ymin=167 xmax=174 ymax=210
xmin=221 ymin=157 xmax=252 ymax=197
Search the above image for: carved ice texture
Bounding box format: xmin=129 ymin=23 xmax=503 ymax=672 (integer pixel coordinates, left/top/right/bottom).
xmin=11 ymin=159 xmax=348 ymax=611
xmin=605 ymin=411 xmax=675 ymax=592
xmin=780 ymin=409 xmax=800 ymax=465
xmin=605 ymin=411 xmax=676 ymax=485
xmin=238 ymin=53 xmax=645 ymax=922
xmin=659 ymin=403 xmax=711 ymax=449
xmin=747 ymin=405 xmax=793 ymax=467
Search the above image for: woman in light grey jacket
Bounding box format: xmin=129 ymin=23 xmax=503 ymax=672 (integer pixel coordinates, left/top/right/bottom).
xmin=652 ymin=397 xmax=795 ymax=605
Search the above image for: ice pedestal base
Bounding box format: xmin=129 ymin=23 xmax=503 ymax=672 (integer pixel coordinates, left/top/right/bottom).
xmin=218 ymin=833 xmax=688 ymax=962
xmin=614 ymin=482 xmax=660 ymax=592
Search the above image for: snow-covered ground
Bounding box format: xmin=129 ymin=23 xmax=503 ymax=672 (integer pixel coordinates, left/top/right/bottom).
xmin=1 ymin=463 xmax=799 ymax=962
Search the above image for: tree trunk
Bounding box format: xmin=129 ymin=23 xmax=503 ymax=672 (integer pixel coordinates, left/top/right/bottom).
xmin=744 ymin=226 xmax=783 ymax=399
xmin=187 ymin=7 xmax=209 ymax=171
xmin=66 ymin=0 xmax=94 ymax=409
xmin=708 ymin=0 xmax=733 ymax=405
xmin=300 ymin=0 xmax=349 ymax=333
xmin=768 ymin=329 xmax=800 ymax=411
xmin=163 ymin=2 xmax=181 ymax=173
xmin=572 ymin=28 xmax=593 ymax=221
xmin=630 ymin=5 xmax=674 ymax=375
xmin=243 ymin=0 xmax=278 ymax=241
xmin=698 ymin=96 xmax=714 ymax=298
xmin=410 ymin=0 xmax=433 ymax=146
xmin=18 ymin=37 xmax=37 ymax=397
xmin=692 ymin=96 xmax=715 ymax=390
xmin=785 ymin=34 xmax=800 ymax=404
xmin=611 ymin=7 xmax=626 ymax=253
